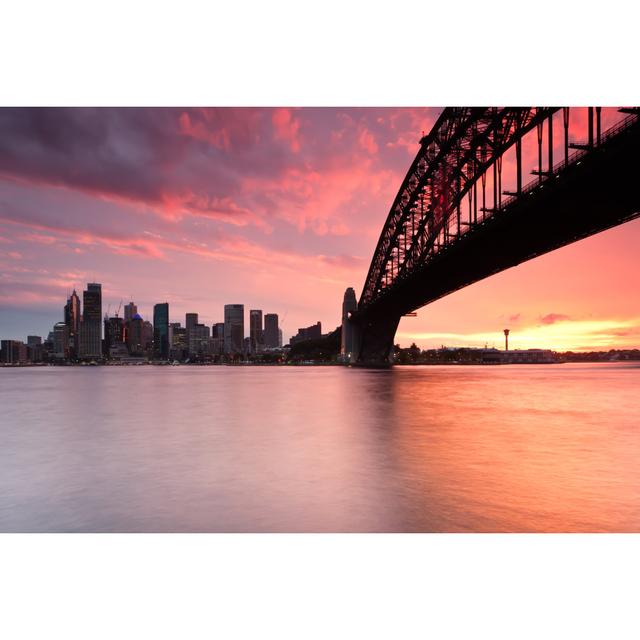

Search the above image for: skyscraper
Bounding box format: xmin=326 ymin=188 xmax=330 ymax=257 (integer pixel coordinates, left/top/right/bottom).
xmin=224 ymin=304 xmax=244 ymax=354
xmin=64 ymin=289 xmax=80 ymax=358
xmin=341 ymin=287 xmax=358 ymax=359
xmin=264 ymin=313 xmax=279 ymax=349
xmin=127 ymin=313 xmax=145 ymax=355
xmin=124 ymin=301 xmax=137 ymax=323
xmin=211 ymin=322 xmax=225 ymax=355
xmin=53 ymin=322 xmax=70 ymax=360
xmin=185 ymin=312 xmax=198 ymax=355
xmin=249 ymin=309 xmax=263 ymax=353
xmin=153 ymin=302 xmax=170 ymax=360
xmin=79 ymin=283 xmax=102 ymax=359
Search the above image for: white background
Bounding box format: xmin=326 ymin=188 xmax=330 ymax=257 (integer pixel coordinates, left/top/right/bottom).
xmin=1 ymin=1 xmax=639 ymax=638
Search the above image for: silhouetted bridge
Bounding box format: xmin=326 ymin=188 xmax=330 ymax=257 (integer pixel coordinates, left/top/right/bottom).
xmin=344 ymin=107 xmax=640 ymax=366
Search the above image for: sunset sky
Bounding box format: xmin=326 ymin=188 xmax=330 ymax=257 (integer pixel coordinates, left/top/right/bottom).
xmin=1 ymin=107 xmax=639 ymax=351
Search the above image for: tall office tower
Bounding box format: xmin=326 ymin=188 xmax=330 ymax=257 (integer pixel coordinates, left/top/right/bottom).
xmin=185 ymin=313 xmax=198 ymax=354
xmin=224 ymin=304 xmax=244 ymax=354
xmin=142 ymin=321 xmax=154 ymax=353
xmin=169 ymin=323 xmax=187 ymax=360
xmin=192 ymin=323 xmax=211 ymax=356
xmin=53 ymin=322 xmax=70 ymax=360
xmin=263 ymin=313 xmax=279 ymax=348
xmin=249 ymin=309 xmax=263 ymax=353
xmin=340 ymin=287 xmax=358 ymax=358
xmin=27 ymin=335 xmax=43 ymax=363
xmin=124 ymin=301 xmax=137 ymax=323
xmin=278 ymin=328 xmax=283 ymax=348
xmin=79 ymin=283 xmax=102 ymax=359
xmin=127 ymin=313 xmax=145 ymax=355
xmin=153 ymin=302 xmax=170 ymax=360
xmin=211 ymin=322 xmax=225 ymax=355
xmin=64 ymin=289 xmax=81 ymax=357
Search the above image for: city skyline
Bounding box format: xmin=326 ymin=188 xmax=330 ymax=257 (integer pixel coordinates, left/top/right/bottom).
xmin=2 ymin=108 xmax=640 ymax=352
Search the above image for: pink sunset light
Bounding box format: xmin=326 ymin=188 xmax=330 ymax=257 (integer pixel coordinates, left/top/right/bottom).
xmin=1 ymin=107 xmax=639 ymax=351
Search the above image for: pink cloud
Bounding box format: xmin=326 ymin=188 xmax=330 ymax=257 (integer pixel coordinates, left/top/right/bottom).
xmin=272 ymin=108 xmax=301 ymax=153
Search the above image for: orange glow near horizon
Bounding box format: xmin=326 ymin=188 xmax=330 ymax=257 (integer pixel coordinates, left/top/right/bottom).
xmin=398 ymin=317 xmax=640 ymax=352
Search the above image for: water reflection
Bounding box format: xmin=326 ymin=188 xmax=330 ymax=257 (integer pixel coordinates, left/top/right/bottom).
xmin=1 ymin=363 xmax=638 ymax=531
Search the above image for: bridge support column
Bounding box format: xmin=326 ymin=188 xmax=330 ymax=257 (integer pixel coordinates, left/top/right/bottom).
xmin=351 ymin=313 xmax=401 ymax=368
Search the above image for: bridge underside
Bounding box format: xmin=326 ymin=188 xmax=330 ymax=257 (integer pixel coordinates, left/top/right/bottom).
xmin=351 ymin=120 xmax=640 ymax=366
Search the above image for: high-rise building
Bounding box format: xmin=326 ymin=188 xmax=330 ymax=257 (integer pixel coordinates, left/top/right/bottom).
xmin=341 ymin=287 xmax=358 ymax=359
xmin=53 ymin=322 xmax=70 ymax=360
xmin=278 ymin=328 xmax=283 ymax=348
xmin=191 ymin=323 xmax=211 ymax=356
xmin=124 ymin=301 xmax=137 ymax=323
xmin=185 ymin=313 xmax=198 ymax=355
xmin=264 ymin=313 xmax=279 ymax=349
xmin=249 ymin=309 xmax=263 ymax=353
xmin=224 ymin=304 xmax=244 ymax=354
xmin=153 ymin=302 xmax=170 ymax=360
xmin=169 ymin=323 xmax=187 ymax=361
xmin=64 ymin=289 xmax=81 ymax=357
xmin=27 ymin=335 xmax=43 ymax=363
xmin=79 ymin=283 xmax=102 ymax=359
xmin=142 ymin=321 xmax=154 ymax=354
xmin=211 ymin=322 xmax=225 ymax=355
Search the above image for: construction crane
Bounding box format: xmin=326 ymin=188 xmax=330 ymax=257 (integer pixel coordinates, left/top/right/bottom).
xmin=115 ymin=299 xmax=122 ymax=318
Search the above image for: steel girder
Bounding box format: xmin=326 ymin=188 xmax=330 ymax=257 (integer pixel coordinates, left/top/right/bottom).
xmin=359 ymin=107 xmax=559 ymax=308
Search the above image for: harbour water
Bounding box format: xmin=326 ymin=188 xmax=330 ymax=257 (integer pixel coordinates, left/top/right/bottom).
xmin=1 ymin=363 xmax=639 ymax=532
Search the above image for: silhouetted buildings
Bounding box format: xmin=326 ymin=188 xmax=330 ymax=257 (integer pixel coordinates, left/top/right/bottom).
xmin=1 ymin=340 xmax=28 ymax=364
xmin=53 ymin=322 xmax=70 ymax=360
xmin=224 ymin=304 xmax=244 ymax=354
xmin=64 ymin=289 xmax=80 ymax=358
xmin=263 ymin=313 xmax=279 ymax=348
xmin=290 ymin=321 xmax=322 ymax=346
xmin=2 ymin=279 xmax=298 ymax=365
xmin=79 ymin=283 xmax=102 ymax=359
xmin=249 ymin=310 xmax=263 ymax=353
xmin=153 ymin=302 xmax=170 ymax=360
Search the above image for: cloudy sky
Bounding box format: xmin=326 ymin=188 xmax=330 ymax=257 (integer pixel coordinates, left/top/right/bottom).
xmin=1 ymin=107 xmax=639 ymax=350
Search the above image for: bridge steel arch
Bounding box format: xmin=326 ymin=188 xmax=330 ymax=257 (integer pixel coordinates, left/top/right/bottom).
xmin=349 ymin=107 xmax=640 ymax=366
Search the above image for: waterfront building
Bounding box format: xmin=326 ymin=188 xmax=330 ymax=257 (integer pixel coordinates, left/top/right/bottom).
xmin=79 ymin=283 xmax=102 ymax=359
xmin=153 ymin=302 xmax=170 ymax=360
xmin=142 ymin=321 xmax=154 ymax=354
xmin=1 ymin=340 xmax=28 ymax=364
xmin=224 ymin=304 xmax=244 ymax=354
xmin=64 ymin=289 xmax=81 ymax=357
xmin=53 ymin=322 xmax=70 ymax=360
xmin=211 ymin=322 xmax=225 ymax=355
xmin=127 ymin=313 xmax=145 ymax=356
xmin=169 ymin=324 xmax=187 ymax=361
xmin=340 ymin=287 xmax=358 ymax=359
xmin=263 ymin=313 xmax=279 ymax=348
xmin=27 ymin=336 xmax=43 ymax=363
xmin=249 ymin=309 xmax=263 ymax=353
xmin=185 ymin=313 xmax=198 ymax=355
xmin=192 ymin=323 xmax=211 ymax=356
xmin=290 ymin=321 xmax=322 ymax=346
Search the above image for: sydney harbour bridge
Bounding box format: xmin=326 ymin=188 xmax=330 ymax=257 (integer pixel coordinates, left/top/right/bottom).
xmin=341 ymin=107 xmax=640 ymax=366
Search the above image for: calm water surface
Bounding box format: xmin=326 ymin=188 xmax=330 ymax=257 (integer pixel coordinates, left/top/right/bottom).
xmin=1 ymin=363 xmax=638 ymax=532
